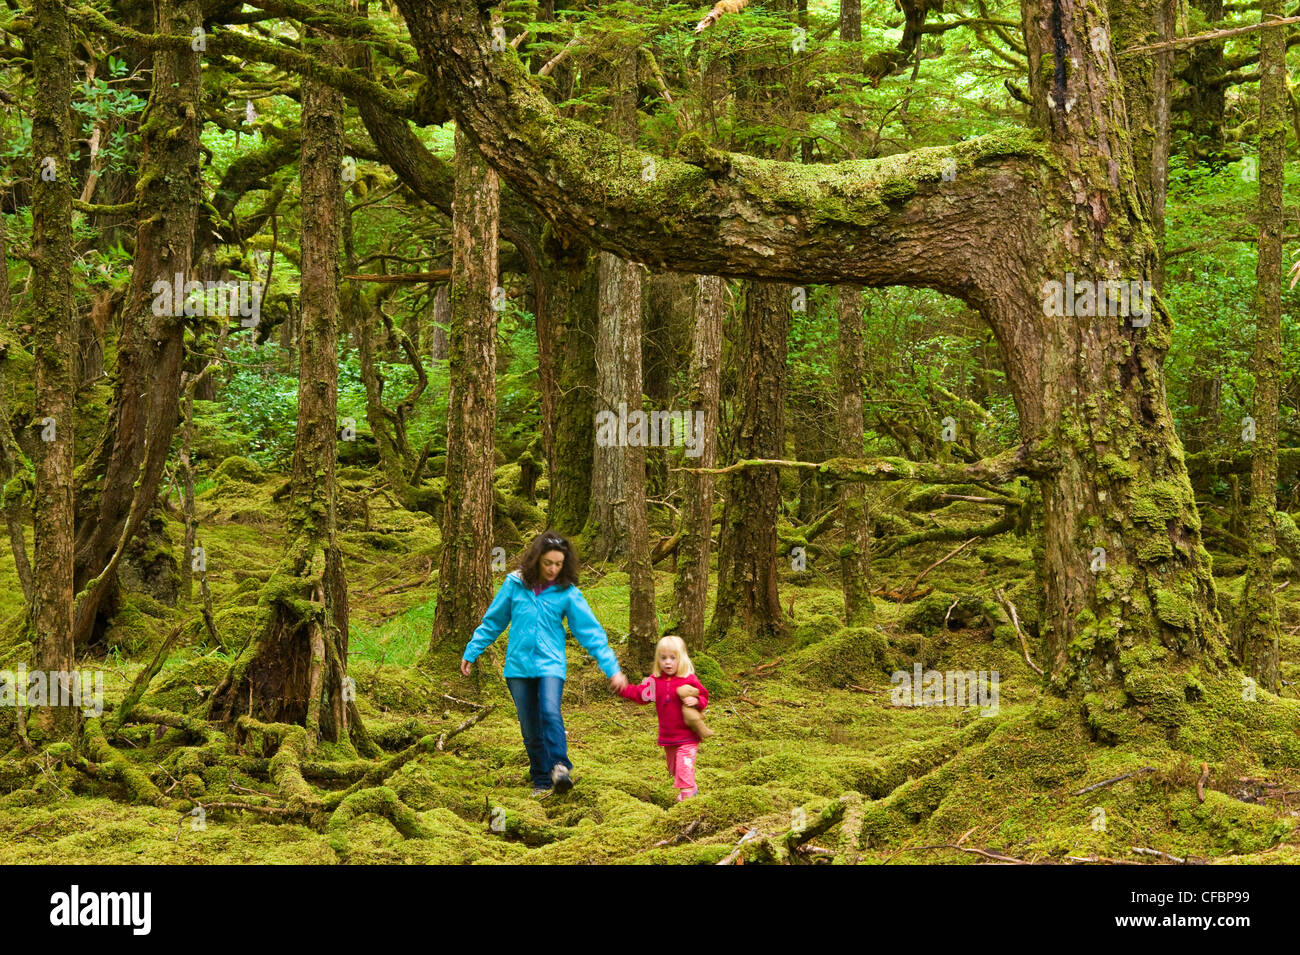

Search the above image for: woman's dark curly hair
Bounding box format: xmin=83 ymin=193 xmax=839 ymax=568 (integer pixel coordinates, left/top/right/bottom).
xmin=518 ymin=531 xmax=580 ymax=588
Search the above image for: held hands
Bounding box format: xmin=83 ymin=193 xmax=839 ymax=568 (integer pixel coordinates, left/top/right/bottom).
xmin=609 ymin=671 xmax=628 ymax=692
xmin=460 ymin=659 xmax=472 ymax=677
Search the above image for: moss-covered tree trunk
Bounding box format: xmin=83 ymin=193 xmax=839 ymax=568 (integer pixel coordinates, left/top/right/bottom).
xmin=546 ymin=246 xmax=598 ymax=536
xmin=837 ymin=285 xmax=873 ymax=626
xmin=209 ymin=22 xmax=362 ymax=749
xmin=1235 ymin=0 xmax=1286 ymax=691
xmin=292 ymin=26 xmax=350 ymax=742
xmin=1182 ymin=0 xmax=1227 ymax=159
xmin=28 ymin=0 xmax=77 ymax=736
xmin=428 ymin=127 xmax=500 ymax=664
xmin=401 ymin=0 xmax=1237 ymax=699
xmin=672 ymin=275 xmax=724 ymax=650
xmin=71 ymin=0 xmax=201 ymax=648
xmin=710 ymin=281 xmax=790 ymax=642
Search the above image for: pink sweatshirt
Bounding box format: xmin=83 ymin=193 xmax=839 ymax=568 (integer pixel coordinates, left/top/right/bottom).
xmin=619 ymin=673 xmax=709 ymax=746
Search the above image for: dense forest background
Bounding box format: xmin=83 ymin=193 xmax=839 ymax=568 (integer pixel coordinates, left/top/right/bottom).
xmin=0 ymin=0 xmax=1297 ymax=864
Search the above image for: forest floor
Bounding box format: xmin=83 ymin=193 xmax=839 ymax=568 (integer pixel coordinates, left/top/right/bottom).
xmin=2 ymin=457 xmax=1300 ymax=864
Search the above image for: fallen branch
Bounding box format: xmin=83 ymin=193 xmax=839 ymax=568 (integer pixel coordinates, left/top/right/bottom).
xmin=1197 ymin=762 xmax=1210 ymax=803
xmin=109 ymin=616 xmax=195 ymax=731
xmin=437 ymin=703 xmax=495 ymax=750
xmin=1072 ymin=766 xmax=1155 ymax=796
xmin=654 ymin=818 xmax=702 ymax=847
xmin=907 ymin=537 xmax=978 ymax=598
xmin=1130 ymin=846 xmax=1190 ymax=864
xmin=889 ymin=843 xmax=1030 ymax=864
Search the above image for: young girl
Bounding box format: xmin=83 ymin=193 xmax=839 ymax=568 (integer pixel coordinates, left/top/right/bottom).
xmin=618 ymin=635 xmax=714 ymax=801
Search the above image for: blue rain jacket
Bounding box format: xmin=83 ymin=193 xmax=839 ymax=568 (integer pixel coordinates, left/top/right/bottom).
xmin=462 ymin=572 xmax=621 ymax=679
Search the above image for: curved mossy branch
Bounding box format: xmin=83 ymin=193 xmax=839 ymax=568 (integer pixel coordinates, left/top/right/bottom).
xmin=82 ymin=718 xmax=175 ymax=807
xmin=392 ymin=0 xmax=1048 ymax=295
xmin=328 ymin=786 xmax=431 ymax=861
xmin=676 ymin=442 xmax=1059 ymax=486
xmin=68 ymin=5 xmax=416 ymax=120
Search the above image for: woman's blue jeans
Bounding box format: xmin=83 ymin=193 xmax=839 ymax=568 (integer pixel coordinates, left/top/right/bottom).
xmin=506 ymin=677 xmax=570 ymax=788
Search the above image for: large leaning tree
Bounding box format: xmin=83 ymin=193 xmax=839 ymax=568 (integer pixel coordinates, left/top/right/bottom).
xmin=395 ymin=0 xmax=1239 ymax=698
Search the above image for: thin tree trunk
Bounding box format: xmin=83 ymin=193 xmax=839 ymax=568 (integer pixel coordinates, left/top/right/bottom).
xmin=609 ymin=253 xmax=657 ymax=669
xmin=673 ymin=274 xmax=724 ymax=650
xmin=429 ymin=127 xmax=500 ymax=664
xmin=1236 ymin=0 xmax=1285 ymax=691
xmin=0 ymin=193 xmax=33 ymax=606
xmin=837 ymin=285 xmax=873 ymax=625
xmin=582 ymin=257 xmax=629 ymax=561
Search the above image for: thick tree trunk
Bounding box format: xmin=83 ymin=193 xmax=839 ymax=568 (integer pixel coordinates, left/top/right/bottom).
xmin=29 ymin=0 xmax=77 ymax=735
xmin=429 ymin=127 xmax=500 ymax=662
xmin=672 ymin=275 xmax=725 ymax=649
xmin=710 ymin=281 xmax=790 ymax=641
xmin=72 ymin=0 xmax=201 ymax=649
xmin=1236 ymin=0 xmax=1286 ymax=691
xmin=837 ymin=286 xmax=873 ymax=625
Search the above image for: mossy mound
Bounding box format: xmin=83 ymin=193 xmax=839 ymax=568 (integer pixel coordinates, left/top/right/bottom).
xmin=690 ymin=653 xmax=735 ymax=698
xmin=140 ymin=656 xmax=230 ymax=713
xmin=789 ymin=626 xmax=893 ymax=686
xmin=213 ymin=455 xmax=266 ymax=485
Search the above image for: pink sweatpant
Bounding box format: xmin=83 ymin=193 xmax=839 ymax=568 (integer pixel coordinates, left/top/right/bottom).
xmin=664 ymin=742 xmax=699 ymax=800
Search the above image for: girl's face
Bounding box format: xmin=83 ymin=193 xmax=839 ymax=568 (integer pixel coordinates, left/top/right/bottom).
xmin=540 ymin=550 xmax=565 ymax=582
xmin=658 ymin=648 xmax=678 ymax=676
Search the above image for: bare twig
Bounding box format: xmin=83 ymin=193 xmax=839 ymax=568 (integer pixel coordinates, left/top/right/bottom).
xmin=1072 ymin=766 xmax=1155 ymax=795
xmin=907 ymin=537 xmax=977 ymax=598
xmin=994 ymin=588 xmax=1044 ymax=676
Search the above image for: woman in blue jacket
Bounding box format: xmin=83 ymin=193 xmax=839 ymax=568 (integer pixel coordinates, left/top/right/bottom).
xmin=461 ymin=532 xmax=628 ymax=795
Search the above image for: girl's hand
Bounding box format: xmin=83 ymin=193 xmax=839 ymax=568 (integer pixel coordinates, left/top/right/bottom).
xmin=609 ymin=671 xmax=628 ymax=691
xmin=682 ymin=695 xmax=699 ymax=708
xmin=460 ymin=659 xmax=473 ymax=677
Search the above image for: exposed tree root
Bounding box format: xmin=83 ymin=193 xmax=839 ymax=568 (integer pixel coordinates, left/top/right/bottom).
xmin=328 ymin=785 xmax=431 ymax=861
xmin=79 ymin=719 xmax=176 ymax=807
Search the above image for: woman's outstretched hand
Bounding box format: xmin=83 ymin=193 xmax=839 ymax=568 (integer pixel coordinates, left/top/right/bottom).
xmin=460 ymin=659 xmax=472 ymax=677
xmin=609 ymin=671 xmax=628 ymax=692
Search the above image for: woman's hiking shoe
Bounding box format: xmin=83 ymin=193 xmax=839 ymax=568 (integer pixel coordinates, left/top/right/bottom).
xmin=551 ymin=763 xmax=573 ymax=794
xmin=531 ymin=787 xmax=551 ymax=798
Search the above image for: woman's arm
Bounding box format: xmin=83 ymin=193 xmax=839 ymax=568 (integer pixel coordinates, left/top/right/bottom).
xmin=564 ymin=587 xmax=622 ymax=678
xmin=462 ymin=579 xmax=514 ymax=663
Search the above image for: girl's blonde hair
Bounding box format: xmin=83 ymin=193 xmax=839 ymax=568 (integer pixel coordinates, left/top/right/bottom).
xmin=652 ymin=635 xmax=695 ymax=677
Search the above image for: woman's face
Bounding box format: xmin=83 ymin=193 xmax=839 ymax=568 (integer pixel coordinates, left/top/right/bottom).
xmin=540 ymin=549 xmax=565 ymax=582
xmin=658 ymin=648 xmax=678 ymax=675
